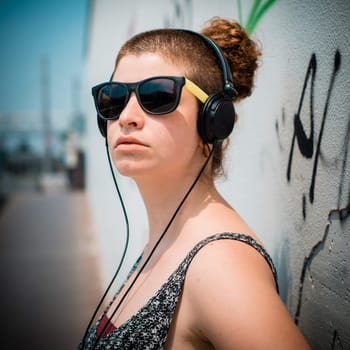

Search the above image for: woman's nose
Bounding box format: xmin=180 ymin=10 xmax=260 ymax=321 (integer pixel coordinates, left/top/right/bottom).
xmin=118 ymin=93 xmax=145 ymax=129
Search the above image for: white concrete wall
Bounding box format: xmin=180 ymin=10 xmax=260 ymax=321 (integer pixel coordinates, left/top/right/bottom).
xmin=85 ymin=1 xmax=350 ymax=348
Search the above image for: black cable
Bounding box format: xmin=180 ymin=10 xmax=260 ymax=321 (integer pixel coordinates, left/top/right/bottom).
xmin=85 ymin=140 xmax=218 ymax=349
xmin=80 ymin=139 xmax=130 ymax=349
xmin=94 ymin=141 xmax=218 ymax=347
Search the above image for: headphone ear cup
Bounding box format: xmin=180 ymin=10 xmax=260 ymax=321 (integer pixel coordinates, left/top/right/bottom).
xmin=198 ymin=94 xmax=235 ymax=144
xmin=97 ymin=116 xmax=107 ymax=138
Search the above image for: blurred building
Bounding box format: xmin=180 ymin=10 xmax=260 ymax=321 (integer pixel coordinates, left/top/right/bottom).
xmin=0 ymin=102 xmax=86 ymax=194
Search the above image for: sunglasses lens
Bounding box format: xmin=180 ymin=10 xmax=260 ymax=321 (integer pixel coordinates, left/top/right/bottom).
xmin=139 ymin=78 xmax=178 ymax=114
xmin=96 ymin=84 xmax=128 ymax=119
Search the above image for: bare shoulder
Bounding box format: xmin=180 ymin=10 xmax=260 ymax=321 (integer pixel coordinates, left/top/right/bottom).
xmin=181 ymin=235 xmax=311 ymax=350
xmin=185 ymin=235 xmax=277 ymax=306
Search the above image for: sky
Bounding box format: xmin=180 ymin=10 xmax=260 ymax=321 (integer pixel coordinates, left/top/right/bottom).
xmin=0 ymin=0 xmax=89 ymax=131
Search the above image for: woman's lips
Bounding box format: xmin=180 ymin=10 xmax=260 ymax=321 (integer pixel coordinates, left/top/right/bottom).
xmin=115 ymin=136 xmax=148 ymax=151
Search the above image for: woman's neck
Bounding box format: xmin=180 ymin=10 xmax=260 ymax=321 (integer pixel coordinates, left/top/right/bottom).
xmin=135 ymin=172 xmax=217 ymax=249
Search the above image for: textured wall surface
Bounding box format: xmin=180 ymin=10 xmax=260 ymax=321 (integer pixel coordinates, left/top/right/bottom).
xmin=85 ymin=1 xmax=350 ymax=348
xmin=249 ymin=2 xmax=350 ymax=348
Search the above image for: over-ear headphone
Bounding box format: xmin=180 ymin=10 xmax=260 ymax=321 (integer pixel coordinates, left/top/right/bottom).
xmin=184 ymin=30 xmax=237 ymax=144
xmin=97 ymin=114 xmax=108 ymax=138
xmin=96 ymin=29 xmax=238 ymax=143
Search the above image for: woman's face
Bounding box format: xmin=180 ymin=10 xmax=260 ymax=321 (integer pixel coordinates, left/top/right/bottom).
xmin=107 ymin=53 xmax=204 ymax=183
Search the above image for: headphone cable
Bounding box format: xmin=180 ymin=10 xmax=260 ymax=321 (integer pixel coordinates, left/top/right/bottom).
xmin=85 ymin=140 xmax=218 ymax=349
xmin=80 ymin=139 xmax=130 ymax=349
xmin=90 ymin=141 xmax=218 ymax=349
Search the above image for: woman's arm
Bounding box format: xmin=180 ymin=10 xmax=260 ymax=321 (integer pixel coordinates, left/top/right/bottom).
xmin=184 ymin=239 xmax=311 ymax=350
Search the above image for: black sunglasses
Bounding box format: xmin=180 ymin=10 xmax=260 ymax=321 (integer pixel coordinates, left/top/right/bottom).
xmin=91 ymin=76 xmax=208 ymax=120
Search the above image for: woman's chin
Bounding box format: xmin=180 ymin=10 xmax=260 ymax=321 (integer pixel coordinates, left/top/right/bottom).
xmin=115 ymin=161 xmax=152 ymax=179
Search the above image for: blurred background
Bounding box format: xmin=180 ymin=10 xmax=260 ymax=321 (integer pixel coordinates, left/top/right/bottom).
xmin=0 ymin=1 xmax=99 ymax=349
xmin=0 ymin=0 xmax=349 ymax=349
xmin=0 ymin=0 xmax=87 ymax=195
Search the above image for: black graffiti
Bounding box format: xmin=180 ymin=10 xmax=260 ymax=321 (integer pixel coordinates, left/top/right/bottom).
xmin=281 ymin=50 xmax=350 ymax=348
xmin=332 ymin=330 xmax=344 ymax=350
xmin=294 ymin=206 xmax=349 ymax=326
xmin=285 ymin=50 xmax=350 ymax=221
xmin=286 ymin=53 xmax=316 ymax=173
xmin=336 ymin=115 xmax=350 ymax=221
xmin=294 ymin=218 xmax=329 ymax=325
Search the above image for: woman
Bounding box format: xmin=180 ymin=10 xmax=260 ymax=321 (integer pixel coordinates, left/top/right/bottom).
xmin=80 ymin=17 xmax=311 ymax=349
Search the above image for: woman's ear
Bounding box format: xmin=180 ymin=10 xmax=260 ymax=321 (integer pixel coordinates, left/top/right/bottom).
xmin=199 ymin=139 xmax=211 ymax=158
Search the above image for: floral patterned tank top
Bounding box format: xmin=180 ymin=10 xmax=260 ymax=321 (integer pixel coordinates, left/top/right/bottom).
xmin=78 ymin=232 xmax=278 ymax=350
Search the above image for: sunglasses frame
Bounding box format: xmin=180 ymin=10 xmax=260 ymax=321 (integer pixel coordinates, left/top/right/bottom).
xmin=92 ymin=76 xmax=209 ymax=120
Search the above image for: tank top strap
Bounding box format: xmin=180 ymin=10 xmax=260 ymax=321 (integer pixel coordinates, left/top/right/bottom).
xmin=180 ymin=232 xmax=279 ymax=293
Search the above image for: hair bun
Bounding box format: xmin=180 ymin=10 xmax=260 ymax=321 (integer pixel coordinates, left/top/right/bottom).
xmin=202 ymin=17 xmax=261 ymax=100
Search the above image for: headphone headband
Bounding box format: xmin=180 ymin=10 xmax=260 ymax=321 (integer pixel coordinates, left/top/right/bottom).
xmin=180 ymin=29 xmax=238 ymax=98
xmin=178 ymin=29 xmax=237 ymax=143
